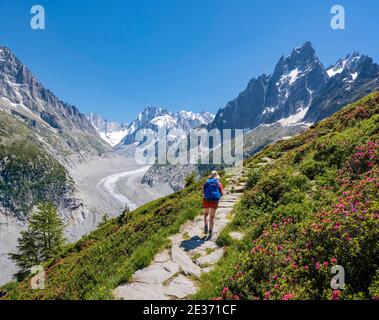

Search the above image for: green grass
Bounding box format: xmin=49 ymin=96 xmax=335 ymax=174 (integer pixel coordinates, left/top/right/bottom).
xmin=2 ymin=176 xmax=208 ymax=300
xmin=193 ymin=246 xmax=240 ymax=300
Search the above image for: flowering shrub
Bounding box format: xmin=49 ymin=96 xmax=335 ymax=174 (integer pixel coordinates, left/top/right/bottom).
xmin=214 ymin=139 xmax=379 ymax=300
xmin=339 ymin=141 xmax=379 ymax=179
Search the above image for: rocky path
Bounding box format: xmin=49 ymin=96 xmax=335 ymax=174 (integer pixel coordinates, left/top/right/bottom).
xmin=113 ymin=169 xmax=246 ymax=300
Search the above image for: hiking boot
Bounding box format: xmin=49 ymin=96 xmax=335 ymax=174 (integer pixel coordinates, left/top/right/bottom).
xmin=207 ymin=230 xmax=213 ymax=240
xmin=204 ymin=225 xmax=209 ymax=235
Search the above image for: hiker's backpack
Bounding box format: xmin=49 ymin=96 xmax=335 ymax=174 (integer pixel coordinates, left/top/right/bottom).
xmin=204 ymin=178 xmax=221 ymax=201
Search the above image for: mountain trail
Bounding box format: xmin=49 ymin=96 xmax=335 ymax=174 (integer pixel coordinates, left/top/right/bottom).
xmin=113 ymin=168 xmax=246 ymax=300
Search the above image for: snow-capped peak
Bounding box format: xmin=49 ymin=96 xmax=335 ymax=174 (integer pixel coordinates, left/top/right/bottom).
xmin=89 ymin=108 xmax=215 ymax=147
xmin=327 ymin=61 xmax=347 ymax=77
xmin=87 ymin=113 xmax=129 ymax=147
xmin=100 ymin=130 xmax=129 ymax=147
xmin=150 ymin=114 xmax=177 ymax=128
xmin=327 ymin=52 xmax=362 ymax=78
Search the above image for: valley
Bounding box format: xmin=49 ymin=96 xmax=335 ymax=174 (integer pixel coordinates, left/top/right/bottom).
xmin=0 ymin=152 xmax=172 ymax=286
xmin=2 ymin=92 xmax=378 ymax=300
xmin=0 ymin=41 xmax=378 ymax=298
xmin=69 ymin=154 xmax=173 ymax=220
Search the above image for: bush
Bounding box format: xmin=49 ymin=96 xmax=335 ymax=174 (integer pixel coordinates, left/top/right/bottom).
xmin=211 ymin=140 xmax=379 ymax=300
xmin=256 ymin=168 xmax=291 ymax=203
xmin=246 ymin=167 xmax=262 ymax=189
xmin=300 ymin=158 xmax=326 ymax=180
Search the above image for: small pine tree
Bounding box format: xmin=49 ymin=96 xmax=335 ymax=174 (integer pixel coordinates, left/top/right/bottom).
xmin=9 ymin=202 xmax=65 ymax=277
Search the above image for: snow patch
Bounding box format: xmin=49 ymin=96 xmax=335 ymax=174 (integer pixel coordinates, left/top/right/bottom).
xmin=277 ymin=68 xmax=300 ymax=87
xmin=327 ymin=66 xmax=344 ymax=78
xmin=100 ymin=130 xmax=128 ymax=147
xmin=326 ymin=58 xmax=348 ymax=77
xmin=262 ymin=107 xmax=276 ymax=115
xmin=151 ymin=114 xmax=177 ymax=128
xmin=327 ymin=53 xmax=362 ymax=78
xmin=278 ymin=107 xmax=309 ymax=126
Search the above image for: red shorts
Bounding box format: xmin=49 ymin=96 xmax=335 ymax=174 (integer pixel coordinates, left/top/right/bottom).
xmin=202 ymin=199 xmax=219 ymax=209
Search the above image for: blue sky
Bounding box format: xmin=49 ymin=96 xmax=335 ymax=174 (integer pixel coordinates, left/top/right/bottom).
xmin=0 ymin=0 xmax=378 ymax=122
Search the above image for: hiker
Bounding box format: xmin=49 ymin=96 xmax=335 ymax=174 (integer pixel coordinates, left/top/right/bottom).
xmin=203 ymin=170 xmax=223 ymax=239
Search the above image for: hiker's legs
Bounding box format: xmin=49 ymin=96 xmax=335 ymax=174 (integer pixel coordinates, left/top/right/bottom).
xmin=209 ymin=208 xmax=216 ymax=232
xmin=203 ymin=208 xmax=210 ymax=227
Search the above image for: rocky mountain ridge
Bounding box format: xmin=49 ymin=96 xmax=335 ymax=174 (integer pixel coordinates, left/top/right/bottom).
xmin=88 ymin=108 xmax=214 ymax=148
xmin=143 ymin=42 xmax=379 ymax=190
xmin=210 ymin=42 xmax=379 ymax=130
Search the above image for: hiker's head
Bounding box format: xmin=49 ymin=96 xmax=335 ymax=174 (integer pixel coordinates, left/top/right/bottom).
xmin=210 ymin=170 xmax=220 ymax=180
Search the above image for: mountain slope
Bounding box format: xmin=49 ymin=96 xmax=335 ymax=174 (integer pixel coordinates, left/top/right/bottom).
xmin=3 ymin=92 xmax=378 ymax=300
xmin=0 ymin=46 xmax=110 ymax=162
xmin=0 ymin=111 xmax=88 ymax=286
xmin=0 ymin=111 xmax=78 ymax=218
xmin=1 ymin=177 xmax=209 ymax=299
xmin=0 ymin=46 xmax=111 ymax=285
xmin=195 ymin=92 xmax=379 ymax=300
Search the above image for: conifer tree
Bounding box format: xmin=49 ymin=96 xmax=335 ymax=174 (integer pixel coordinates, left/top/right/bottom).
xmin=10 ymin=202 xmax=65 ymax=277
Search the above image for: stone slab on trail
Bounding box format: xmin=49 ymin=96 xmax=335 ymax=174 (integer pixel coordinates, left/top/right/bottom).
xmin=154 ymin=249 xmax=171 ymax=263
xmin=172 ymin=244 xmax=202 ymax=278
xmin=114 ymin=282 xmax=169 ymax=300
xmin=134 ymin=261 xmax=179 ymax=284
xmin=196 ymin=248 xmax=224 ymax=266
xmin=165 ymin=275 xmax=197 ymax=299
xmin=189 ymin=239 xmax=219 ymax=256
xmin=218 ymin=202 xmax=235 ymax=208
xmin=113 ymin=171 xmax=246 ymax=300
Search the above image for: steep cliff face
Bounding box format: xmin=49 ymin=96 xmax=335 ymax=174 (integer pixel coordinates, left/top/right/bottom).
xmin=210 ymin=42 xmax=379 ymax=130
xmin=0 ymin=111 xmax=91 ymax=286
xmin=0 ymin=46 xmax=111 ymax=163
xmin=0 ymin=47 xmax=111 ymax=285
xmin=304 ymin=53 xmax=379 ymax=122
xmin=211 ymin=42 xmax=329 ymax=130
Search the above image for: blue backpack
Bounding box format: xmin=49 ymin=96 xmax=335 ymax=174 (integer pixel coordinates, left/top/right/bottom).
xmin=204 ymin=178 xmax=221 ymax=201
